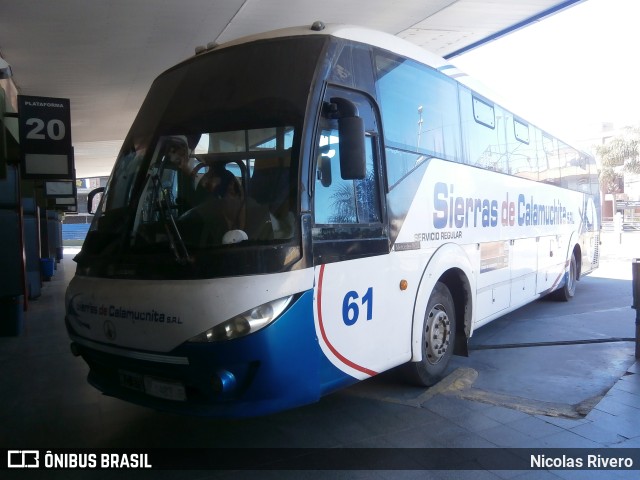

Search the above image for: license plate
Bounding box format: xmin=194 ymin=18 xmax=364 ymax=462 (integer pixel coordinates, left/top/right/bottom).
xmin=143 ymin=375 xmax=187 ymax=401
xmin=118 ymin=370 xmax=186 ymax=401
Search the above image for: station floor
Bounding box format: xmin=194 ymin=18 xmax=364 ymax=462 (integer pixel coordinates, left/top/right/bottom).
xmin=1 ymin=234 xmax=640 ymax=479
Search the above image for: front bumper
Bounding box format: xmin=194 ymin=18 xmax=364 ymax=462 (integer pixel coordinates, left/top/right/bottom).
xmin=67 ymin=290 xmax=334 ymax=417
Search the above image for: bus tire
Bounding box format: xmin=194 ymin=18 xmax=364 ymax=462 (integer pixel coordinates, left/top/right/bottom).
xmin=404 ymin=281 xmax=456 ymax=387
xmin=554 ymin=252 xmax=577 ymax=302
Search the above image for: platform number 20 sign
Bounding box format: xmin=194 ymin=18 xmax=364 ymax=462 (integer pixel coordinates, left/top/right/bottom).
xmin=24 ymin=117 xmax=66 ymax=141
xmin=18 ymin=95 xmax=74 ymax=179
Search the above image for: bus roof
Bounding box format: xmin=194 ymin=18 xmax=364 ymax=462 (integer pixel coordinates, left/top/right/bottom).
xmin=194 ymin=23 xmax=502 ymax=110
xmin=196 ymin=23 xmax=449 ymax=70
xmin=190 ymin=22 xmax=590 ymax=158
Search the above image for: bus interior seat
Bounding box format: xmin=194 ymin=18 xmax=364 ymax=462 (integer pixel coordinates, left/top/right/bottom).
xmin=249 ymin=153 xmax=293 ymax=239
xmin=249 ymin=154 xmax=291 ymax=212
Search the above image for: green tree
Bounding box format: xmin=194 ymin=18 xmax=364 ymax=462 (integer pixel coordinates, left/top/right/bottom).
xmin=328 ymin=170 xmax=381 ymax=224
xmin=598 ymin=167 xmax=623 ymax=195
xmin=595 ymin=126 xmax=640 ymax=194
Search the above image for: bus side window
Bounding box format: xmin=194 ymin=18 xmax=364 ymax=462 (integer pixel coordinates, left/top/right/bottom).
xmin=315 ymin=129 xmax=380 ymax=225
xmin=373 ymin=49 xmax=461 ymax=188
xmin=459 ymin=89 xmax=508 ymax=173
xmin=508 ymin=118 xmax=539 ymax=180
xmin=540 ymin=134 xmax=561 ymax=186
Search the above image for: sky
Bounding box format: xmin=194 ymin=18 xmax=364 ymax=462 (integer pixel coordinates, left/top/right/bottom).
xmin=452 ymin=0 xmax=640 ymax=150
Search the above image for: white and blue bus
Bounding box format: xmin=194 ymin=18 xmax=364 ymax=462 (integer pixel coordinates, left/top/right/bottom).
xmin=65 ymin=23 xmax=600 ymax=417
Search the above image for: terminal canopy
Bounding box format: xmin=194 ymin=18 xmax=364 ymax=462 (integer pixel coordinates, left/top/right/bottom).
xmin=0 ymin=0 xmax=586 ymax=178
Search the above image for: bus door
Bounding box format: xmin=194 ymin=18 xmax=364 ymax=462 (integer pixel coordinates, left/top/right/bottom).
xmin=311 ymin=86 xmax=409 ymax=380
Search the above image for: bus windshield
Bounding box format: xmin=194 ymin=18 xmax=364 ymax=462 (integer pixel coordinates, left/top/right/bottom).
xmin=132 ymin=128 xmax=296 ymax=253
xmin=79 ymin=36 xmax=327 ymax=279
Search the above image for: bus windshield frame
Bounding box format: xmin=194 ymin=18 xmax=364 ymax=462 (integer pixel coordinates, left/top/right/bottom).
xmin=77 ymin=36 xmax=329 ymax=280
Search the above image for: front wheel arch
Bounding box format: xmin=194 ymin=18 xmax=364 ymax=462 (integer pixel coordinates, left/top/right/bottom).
xmin=409 ymin=244 xmax=475 ymax=366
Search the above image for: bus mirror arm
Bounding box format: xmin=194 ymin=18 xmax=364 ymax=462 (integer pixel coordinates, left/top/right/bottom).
xmin=87 ymin=187 xmax=105 ymax=214
xmin=328 ymin=97 xmax=358 ymax=118
xmin=328 ymin=97 xmax=366 ymax=180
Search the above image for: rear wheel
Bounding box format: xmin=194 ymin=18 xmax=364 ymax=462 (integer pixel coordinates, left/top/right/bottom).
xmin=403 ymin=282 xmax=456 ymax=387
xmin=554 ymin=252 xmax=577 ymax=302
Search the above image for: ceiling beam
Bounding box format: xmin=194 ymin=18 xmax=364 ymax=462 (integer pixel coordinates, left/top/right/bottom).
xmin=443 ymin=0 xmax=587 ymax=59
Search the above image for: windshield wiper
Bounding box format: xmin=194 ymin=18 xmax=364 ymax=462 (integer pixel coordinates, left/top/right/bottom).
xmin=151 ymin=174 xmax=192 ymax=264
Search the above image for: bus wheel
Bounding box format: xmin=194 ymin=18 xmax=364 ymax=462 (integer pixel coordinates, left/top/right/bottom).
xmin=554 ymin=252 xmax=577 ymax=302
xmin=404 ymin=282 xmax=456 ymax=387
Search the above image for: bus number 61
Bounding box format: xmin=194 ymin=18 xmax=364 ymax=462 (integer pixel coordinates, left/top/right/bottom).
xmin=342 ymin=287 xmax=373 ymax=326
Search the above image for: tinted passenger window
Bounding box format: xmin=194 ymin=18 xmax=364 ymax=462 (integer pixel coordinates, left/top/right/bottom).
xmin=374 ymin=50 xmax=460 ymax=188
xmin=507 ymin=117 xmax=538 ymax=180
xmin=558 ymin=141 xmax=589 ymax=191
xmin=459 ymin=88 xmax=507 ymax=172
xmin=540 ymin=134 xmax=562 ymax=186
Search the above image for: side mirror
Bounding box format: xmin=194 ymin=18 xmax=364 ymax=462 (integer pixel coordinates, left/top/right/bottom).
xmin=329 ymin=97 xmax=366 ymax=180
xmin=87 ymin=187 xmax=105 ymax=214
xmin=317 ymin=155 xmax=332 ymax=187
xmin=338 ymin=115 xmax=366 ymax=180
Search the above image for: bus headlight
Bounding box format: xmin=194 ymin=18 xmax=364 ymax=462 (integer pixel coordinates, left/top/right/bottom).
xmin=188 ymin=295 xmax=294 ymax=342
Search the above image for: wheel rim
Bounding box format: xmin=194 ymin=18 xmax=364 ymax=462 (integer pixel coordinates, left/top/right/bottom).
xmin=425 ymin=303 xmax=451 ymax=365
